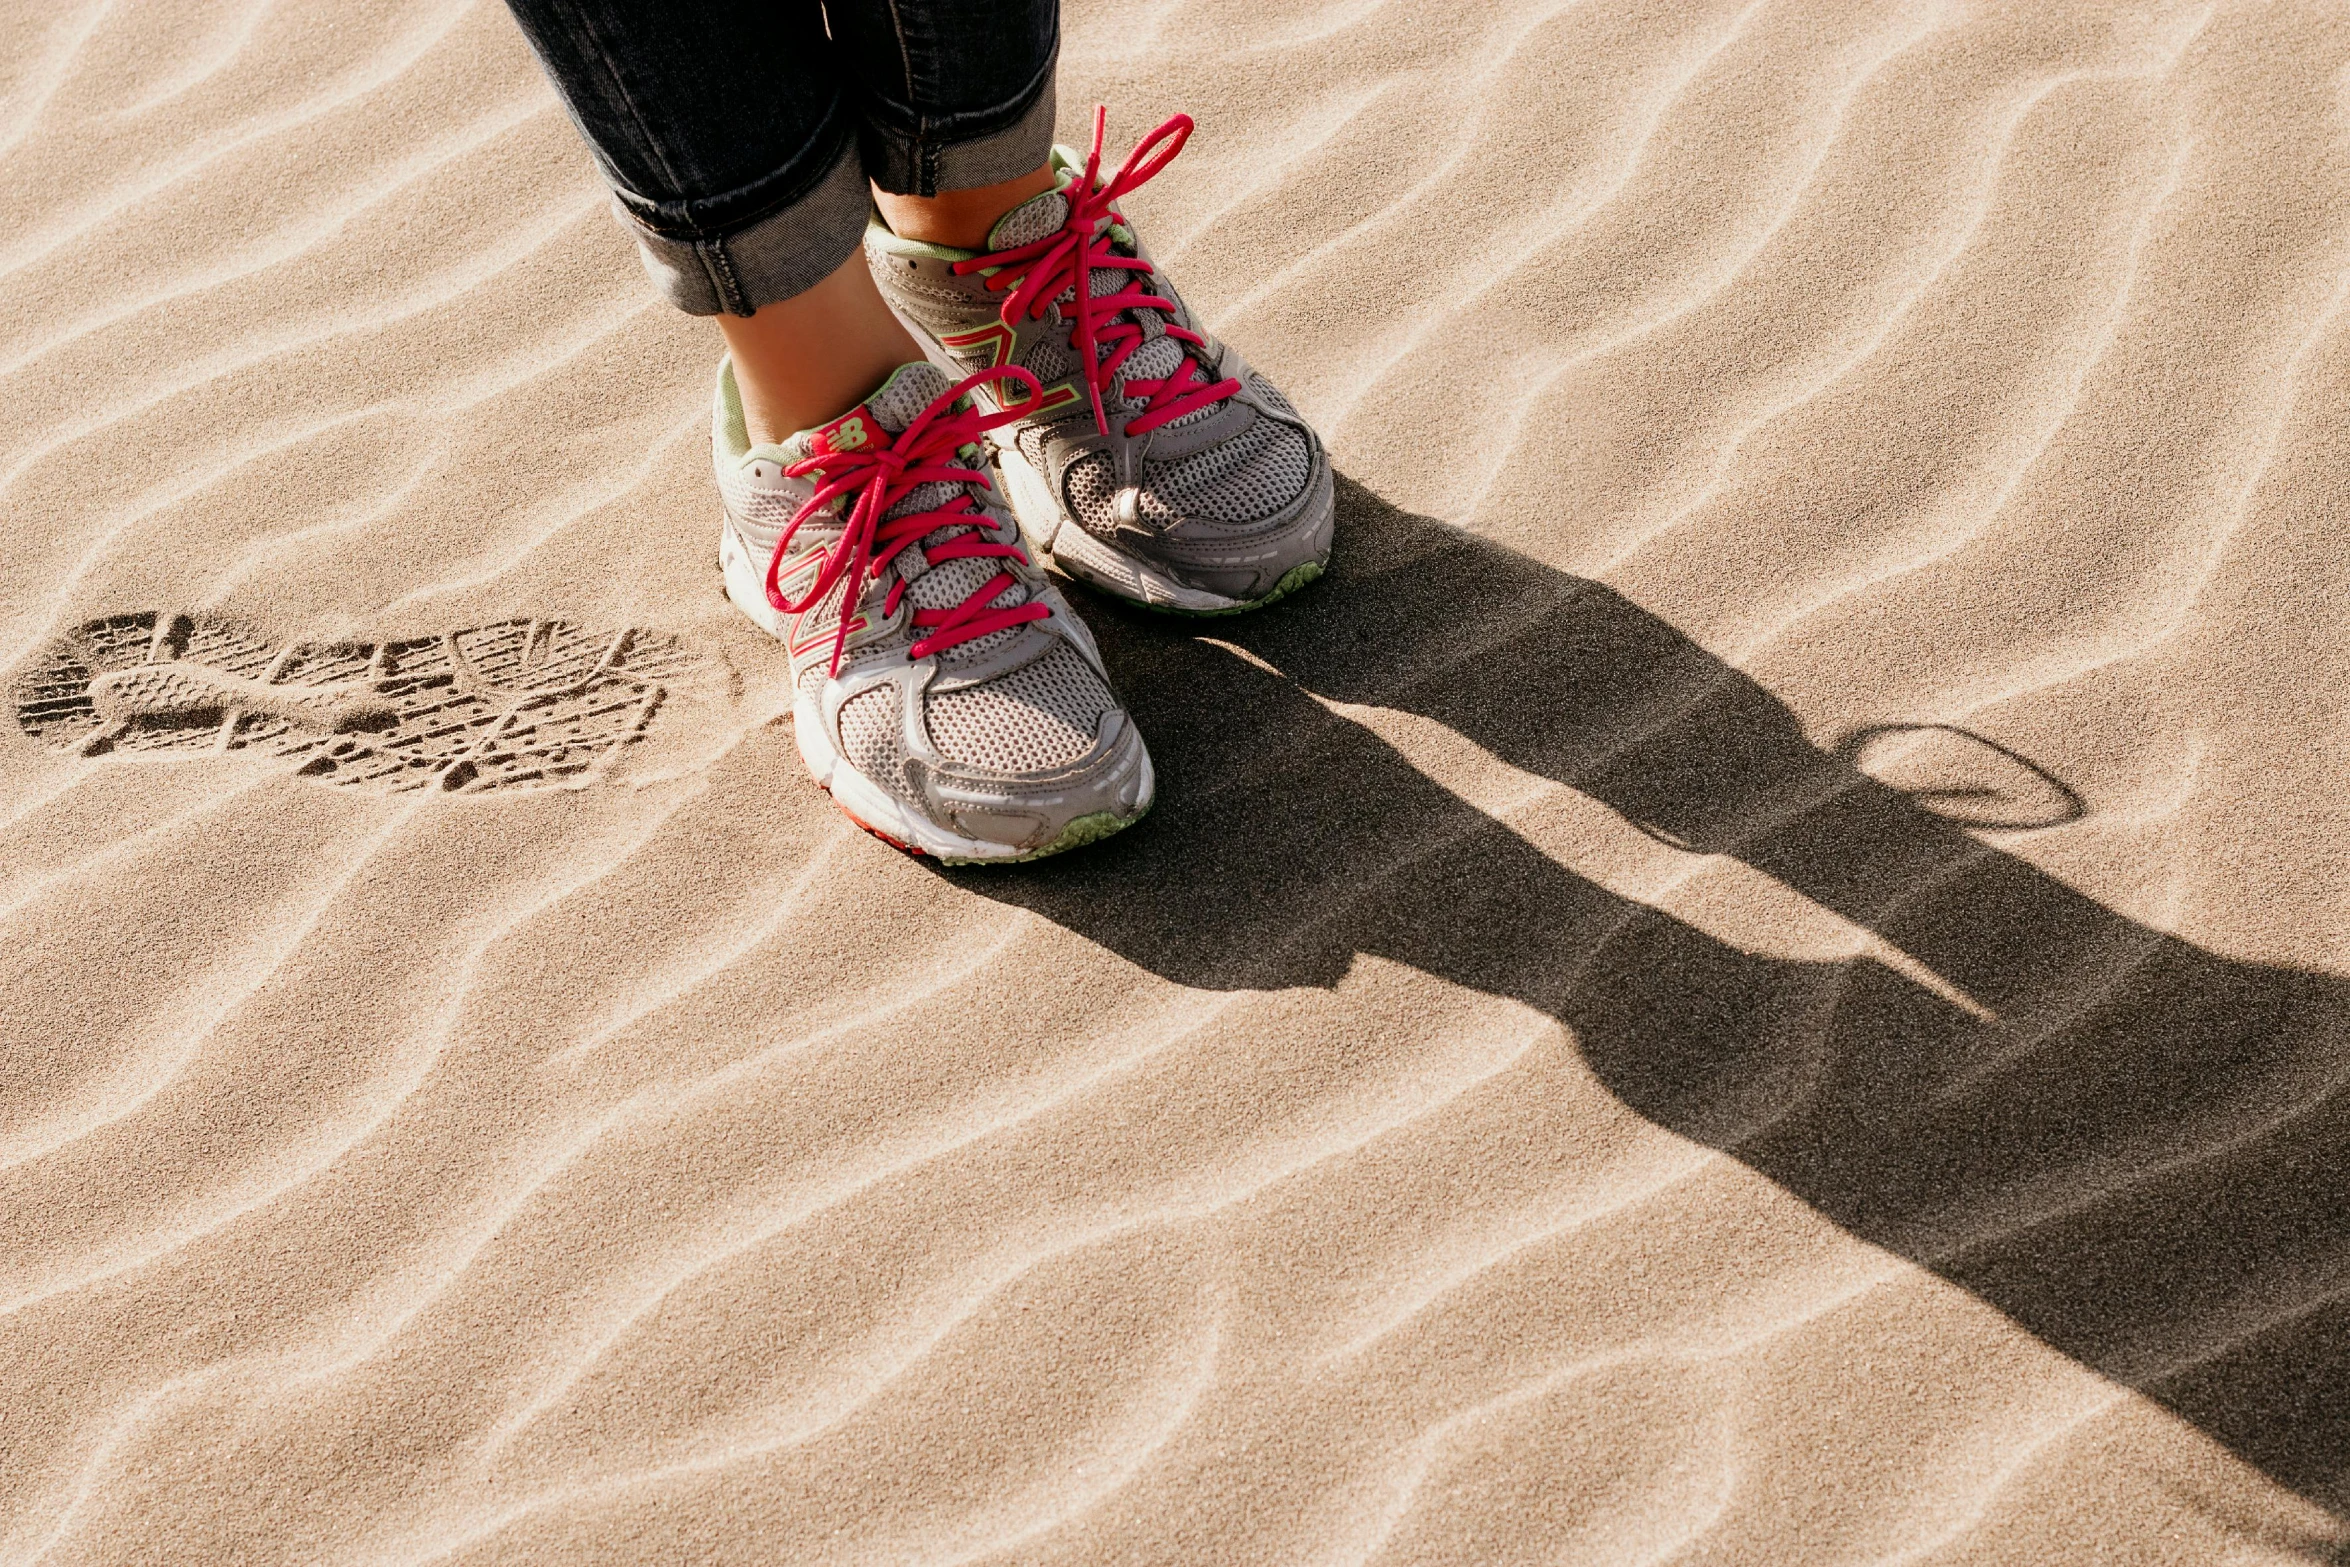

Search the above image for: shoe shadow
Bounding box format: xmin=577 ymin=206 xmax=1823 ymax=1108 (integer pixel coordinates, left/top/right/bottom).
xmin=957 ymin=475 xmax=2350 ymax=1515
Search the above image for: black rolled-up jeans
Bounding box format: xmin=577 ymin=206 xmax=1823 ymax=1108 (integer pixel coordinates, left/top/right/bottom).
xmin=502 ymin=0 xmax=1059 ymax=316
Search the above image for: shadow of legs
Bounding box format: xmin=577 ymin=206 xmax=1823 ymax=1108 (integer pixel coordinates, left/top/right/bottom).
xmin=964 ymin=475 xmax=2350 ymax=1512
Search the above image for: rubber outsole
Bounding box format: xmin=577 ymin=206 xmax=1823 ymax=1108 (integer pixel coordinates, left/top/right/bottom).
xmin=1127 ymin=557 xmax=1327 ymax=619
xmin=825 ymin=792 xmax=1150 ymax=867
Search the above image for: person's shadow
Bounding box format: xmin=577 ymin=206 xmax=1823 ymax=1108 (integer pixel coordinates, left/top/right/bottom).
xmin=961 ymin=476 xmax=2350 ymax=1518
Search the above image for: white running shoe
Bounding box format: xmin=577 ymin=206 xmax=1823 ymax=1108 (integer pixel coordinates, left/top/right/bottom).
xmin=866 ymin=107 xmax=1333 ymax=616
xmin=715 ymin=357 xmax=1154 ymax=863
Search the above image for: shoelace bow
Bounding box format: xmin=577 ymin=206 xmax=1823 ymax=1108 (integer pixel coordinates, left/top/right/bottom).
xmin=953 ymin=106 xmax=1242 ymax=440
xmin=765 ymin=365 xmax=1050 ymax=676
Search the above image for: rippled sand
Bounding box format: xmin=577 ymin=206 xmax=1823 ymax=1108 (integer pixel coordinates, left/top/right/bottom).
xmin=4 ymin=0 xmax=2347 ymax=1561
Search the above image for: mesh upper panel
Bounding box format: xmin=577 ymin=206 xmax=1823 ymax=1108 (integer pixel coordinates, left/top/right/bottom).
xmin=1116 ymin=336 xmax=1221 ymax=432
xmin=1151 ymin=416 xmax=1311 ymax=520
xmin=1019 ymin=332 xmax=1075 ymax=386
xmin=1015 ymin=423 xmax=1056 ymax=473
xmin=867 ymin=363 xmax=949 ymax=431
xmin=875 ymin=270 xmax=980 ymax=312
xmin=765 ymin=361 xmax=1040 ymax=667
xmin=988 ymin=188 xmax=1068 ymax=250
xmin=977 ymin=189 xmax=1221 ymax=427
xmin=1122 ymin=336 xmax=1183 ymax=385
xmin=837 ymin=685 xmax=911 ymax=791
xmin=868 ymin=363 xmax=1023 ymax=664
xmin=905 ymin=548 xmax=1027 ymax=663
xmin=716 ymin=456 xmax=831 ymax=553
xmin=799 ymin=644 xmax=894 ymax=697
xmin=1061 ymin=456 xmax=1121 ymax=537
xmin=1061 ymin=410 xmax=1312 ymax=533
xmin=924 ymin=642 xmax=1110 ymax=772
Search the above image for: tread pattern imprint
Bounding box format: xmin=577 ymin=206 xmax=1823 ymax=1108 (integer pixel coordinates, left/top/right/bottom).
xmin=13 ymin=612 xmax=702 ymax=795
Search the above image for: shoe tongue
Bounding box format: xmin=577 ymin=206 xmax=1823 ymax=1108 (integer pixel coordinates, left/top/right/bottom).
xmin=983 ymin=170 xmax=1194 ymax=415
xmin=774 ymin=366 xmax=1032 ymax=663
xmin=985 ymin=168 xmax=1079 ymax=252
xmin=779 ymin=361 xmax=953 ymax=464
xmin=863 ymin=360 xmax=952 ymax=433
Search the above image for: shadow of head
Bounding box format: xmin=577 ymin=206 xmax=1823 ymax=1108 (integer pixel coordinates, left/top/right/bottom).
xmin=958 ymin=474 xmax=2350 ymax=1518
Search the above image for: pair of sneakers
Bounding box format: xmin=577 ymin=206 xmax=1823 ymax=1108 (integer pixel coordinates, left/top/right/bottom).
xmin=714 ymin=109 xmax=1334 ymax=863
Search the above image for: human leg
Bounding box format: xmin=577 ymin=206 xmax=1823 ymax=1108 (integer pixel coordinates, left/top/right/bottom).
xmin=503 ymin=0 xmax=926 ymax=438
xmin=499 ymin=0 xmax=1152 ymax=861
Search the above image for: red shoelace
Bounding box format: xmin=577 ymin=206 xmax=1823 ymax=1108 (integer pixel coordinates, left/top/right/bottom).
xmin=953 ymin=106 xmax=1241 ymax=440
xmin=764 ymin=365 xmax=1050 ymax=676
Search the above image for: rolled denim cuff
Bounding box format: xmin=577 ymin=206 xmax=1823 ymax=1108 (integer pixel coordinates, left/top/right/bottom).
xmin=613 ymin=140 xmax=870 ymax=317
xmin=861 ymin=57 xmax=1058 ymax=197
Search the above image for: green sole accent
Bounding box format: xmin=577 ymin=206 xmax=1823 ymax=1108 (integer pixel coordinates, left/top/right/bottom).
xmin=1132 ymin=556 xmax=1328 ymax=620
xmin=940 ymin=801 xmax=1151 ymax=867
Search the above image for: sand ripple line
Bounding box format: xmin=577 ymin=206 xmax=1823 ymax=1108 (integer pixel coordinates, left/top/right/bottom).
xmin=1334 ymin=693 xmax=1985 ymax=1009
xmin=1319 ymin=0 xmax=1779 ymax=433
xmin=0 ymin=213 xmax=630 ymax=671
xmin=12 ymin=1378 xmax=187 ymax=1567
xmin=924 ymin=1320 xmax=1223 ymax=1567
xmin=0 ymin=0 xmax=480 ymax=279
xmin=0 ymin=772 xmax=271 ymax=927
xmin=128 ymin=894 xmax=1039 ymax=1446
xmin=483 ymin=973 xmax=1532 ymax=1474
xmin=0 ymin=787 xmax=407 ymax=1173
xmin=0 ymin=183 xmax=612 ymax=631
xmin=1608 ymin=58 xmax=2204 ymax=594
xmin=8 ymin=405 xmax=388 ymax=669
xmin=1456 ymin=8 xmax=1999 ymax=524
xmin=1916 ymin=915 xmax=2179 ymax=1104
xmin=1720 ymin=118 xmax=2200 ymax=664
xmin=409 ymin=1297 xmax=1222 ymax=1567
xmin=1742 ymin=185 xmax=2349 ymax=726
xmin=0 ymin=784 xmax=691 ymax=1549
xmin=1861 ymin=1383 xmax=2135 ymax=1567
xmin=0 ymin=0 xmax=112 ymax=160
xmin=547 ymin=821 xmax=856 ymax=1068
xmin=1919 ymin=1069 xmax=2350 ymax=1287
xmin=382 ymin=403 xmax=701 ymax=613
xmin=194 ymin=448 xmax=445 ymax=606
xmin=1318 ymin=1144 xmax=1722 ymax=1366
xmin=1215 ymin=0 xmax=1731 ymax=332
xmin=0 ymin=93 xmax=557 ymax=386
xmin=1153 ymin=81 xmax=1387 ymax=266
xmin=0 ymin=781 xmax=708 ymax=1317
xmin=480 ymin=946 xmax=1230 ymax=1458
xmin=103 ymin=0 xmax=274 ymax=121
xmin=1326 ymin=1351 xmax=1734 ymax=1567
xmin=2146 ymin=257 xmax=2350 ymax=634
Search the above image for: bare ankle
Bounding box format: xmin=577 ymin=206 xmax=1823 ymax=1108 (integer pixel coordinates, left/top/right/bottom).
xmin=874 ymin=162 xmax=1060 ymax=251
xmin=717 ymin=251 xmax=924 ymax=444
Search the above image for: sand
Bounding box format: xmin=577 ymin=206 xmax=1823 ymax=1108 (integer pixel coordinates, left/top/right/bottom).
xmin=3 ymin=0 xmax=2347 ymax=1560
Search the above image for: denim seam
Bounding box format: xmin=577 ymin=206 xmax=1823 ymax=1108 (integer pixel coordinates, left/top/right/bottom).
xmin=863 ymin=41 xmax=1057 ymax=165
xmin=702 ymin=240 xmax=751 ymax=317
xmin=878 ymin=0 xmax=928 ymax=195
xmin=859 ymin=43 xmax=1057 ymax=199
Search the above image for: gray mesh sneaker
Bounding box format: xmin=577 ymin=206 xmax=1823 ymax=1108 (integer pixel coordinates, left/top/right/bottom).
xmin=865 ymin=108 xmax=1333 ymax=617
xmin=715 ymin=358 xmax=1153 ymax=863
